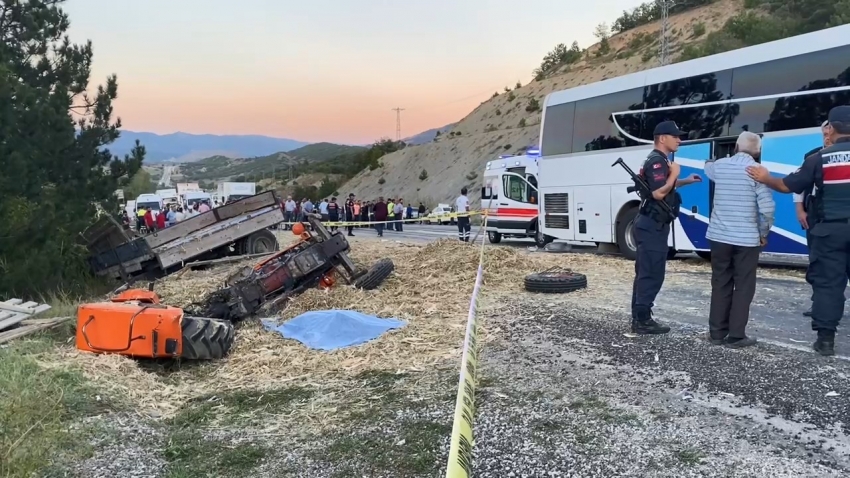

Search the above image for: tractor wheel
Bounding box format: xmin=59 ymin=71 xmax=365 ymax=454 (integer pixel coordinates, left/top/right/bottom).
xmin=524 ymin=269 xmax=587 ymax=294
xmin=243 ymin=229 xmax=279 ymax=255
xmin=180 ymin=316 xmax=235 ymax=360
xmin=353 ymin=258 xmax=394 ymax=290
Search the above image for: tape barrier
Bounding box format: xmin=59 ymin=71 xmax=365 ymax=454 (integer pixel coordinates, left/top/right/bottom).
xmin=444 ymin=211 xmax=488 ymax=478
xmin=277 ymin=210 xmax=484 ymax=228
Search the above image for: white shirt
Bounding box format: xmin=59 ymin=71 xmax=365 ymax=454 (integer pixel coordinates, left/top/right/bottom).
xmin=456 ymin=195 xmax=469 ymax=213
xmin=319 ymin=201 xmax=329 ymax=214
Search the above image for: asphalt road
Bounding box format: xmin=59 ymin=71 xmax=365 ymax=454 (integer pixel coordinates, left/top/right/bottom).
xmin=352 ymin=223 xmax=850 ymax=358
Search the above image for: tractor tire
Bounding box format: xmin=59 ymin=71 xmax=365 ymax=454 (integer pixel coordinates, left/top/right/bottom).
xmin=353 ymin=258 xmax=394 ymax=290
xmin=524 ymin=269 xmax=587 ymax=294
xmin=180 ymin=316 xmax=235 ymax=360
xmin=243 ymin=229 xmax=279 ymax=255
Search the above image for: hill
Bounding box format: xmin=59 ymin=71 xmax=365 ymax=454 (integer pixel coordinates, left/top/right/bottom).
xmin=403 ymin=123 xmax=456 ymax=145
xmin=174 ymin=143 xmax=366 ymax=183
xmin=339 ymin=0 xmax=843 ymax=208
xmin=112 ymin=130 xmax=310 ymax=163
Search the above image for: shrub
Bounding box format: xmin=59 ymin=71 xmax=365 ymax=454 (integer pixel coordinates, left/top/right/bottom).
xmin=466 ymin=171 xmax=478 ymax=181
xmin=504 ymin=86 xmax=512 ymax=92
xmin=532 ymin=41 xmax=582 ymax=80
xmin=419 ymin=170 xmax=428 ymax=180
xmin=503 ymin=144 xmax=512 ymax=150
xmin=692 ymin=22 xmax=706 ymax=37
xmin=491 ymin=92 xmax=499 ymax=98
xmin=485 ymin=125 xmax=498 ymax=132
xmin=641 ymin=49 xmax=655 ymax=62
xmin=518 ymin=118 xmax=527 ymax=127
xmin=495 ymin=109 xmax=502 ymax=116
xmin=526 ymin=98 xmax=540 ymax=112
xmin=378 ymin=177 xmax=386 ymax=185
xmin=515 ymin=81 xmax=522 ymax=89
xmin=507 ymin=92 xmax=516 ymax=102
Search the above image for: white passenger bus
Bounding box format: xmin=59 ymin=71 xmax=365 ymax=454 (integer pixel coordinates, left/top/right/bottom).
xmin=482 ymin=148 xmax=549 ymax=246
xmin=537 ymin=24 xmax=850 ymax=260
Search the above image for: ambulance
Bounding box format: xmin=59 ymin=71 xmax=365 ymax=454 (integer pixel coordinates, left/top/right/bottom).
xmin=482 ymin=148 xmax=551 ymax=247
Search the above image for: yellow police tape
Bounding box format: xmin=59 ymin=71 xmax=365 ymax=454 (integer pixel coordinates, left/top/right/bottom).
xmin=444 ymin=213 xmax=488 ymax=478
xmin=278 ymin=210 xmax=484 ymax=228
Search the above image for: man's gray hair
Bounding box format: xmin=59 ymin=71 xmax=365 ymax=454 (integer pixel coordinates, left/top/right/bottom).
xmin=736 ymin=131 xmax=762 ymax=156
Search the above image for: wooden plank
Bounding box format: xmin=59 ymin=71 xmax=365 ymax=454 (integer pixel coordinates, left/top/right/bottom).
xmin=0 ymin=316 xmax=71 ymax=345
xmin=155 ymin=206 xmax=284 ymax=270
xmin=4 ymin=299 xmax=22 ymax=306
xmin=144 ymin=191 xmax=278 ymax=249
xmin=0 ymin=312 xmax=28 ymax=331
xmin=0 ymin=299 xmax=51 ymax=331
xmin=0 ymin=301 xmax=51 ymax=315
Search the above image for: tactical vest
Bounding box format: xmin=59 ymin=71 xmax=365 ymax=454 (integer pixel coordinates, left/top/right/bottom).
xmin=639 ymin=153 xmax=680 ymax=224
xmin=814 ymin=139 xmax=850 ymax=222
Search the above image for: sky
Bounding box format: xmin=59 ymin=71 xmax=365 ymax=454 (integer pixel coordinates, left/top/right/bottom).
xmin=64 ymin=0 xmax=645 ymax=144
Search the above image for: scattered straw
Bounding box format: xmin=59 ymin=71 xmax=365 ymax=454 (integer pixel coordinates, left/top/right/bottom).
xmin=41 ymin=233 xmax=805 ymax=421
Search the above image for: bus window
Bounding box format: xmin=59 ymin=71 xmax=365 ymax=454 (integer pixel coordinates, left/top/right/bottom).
xmin=504 ymin=175 xmax=529 ymax=203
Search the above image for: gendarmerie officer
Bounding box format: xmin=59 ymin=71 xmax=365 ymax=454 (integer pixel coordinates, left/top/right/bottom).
xmin=797 ymin=120 xmax=832 ymax=318
xmin=747 ymin=106 xmax=850 ymax=356
xmin=630 ymin=121 xmax=701 ymax=334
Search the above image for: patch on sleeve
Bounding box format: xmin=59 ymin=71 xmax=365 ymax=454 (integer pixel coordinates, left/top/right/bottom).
xmin=653 ymin=162 xmax=661 ymax=169
xmin=651 ymin=172 xmax=665 ymax=181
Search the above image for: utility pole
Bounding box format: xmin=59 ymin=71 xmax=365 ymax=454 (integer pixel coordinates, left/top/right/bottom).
xmin=392 ymin=107 xmax=405 ymax=142
xmin=659 ymin=0 xmax=673 ymax=66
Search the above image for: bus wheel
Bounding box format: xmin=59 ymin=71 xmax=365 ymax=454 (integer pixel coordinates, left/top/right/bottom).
xmin=617 ymin=206 xmax=639 ymax=261
xmin=488 ymin=231 xmax=502 ymax=243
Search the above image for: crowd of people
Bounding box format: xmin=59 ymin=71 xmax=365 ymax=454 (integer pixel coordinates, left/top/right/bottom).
xmin=121 ymin=199 xmax=214 ymax=233
xmin=280 ymin=194 xmax=429 ymax=237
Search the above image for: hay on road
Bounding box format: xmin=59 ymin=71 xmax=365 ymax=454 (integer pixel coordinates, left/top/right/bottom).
xmin=42 ymin=234 xmax=804 ymax=419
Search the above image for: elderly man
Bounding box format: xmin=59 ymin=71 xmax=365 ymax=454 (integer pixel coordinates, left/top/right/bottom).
xmin=797 ymin=120 xmax=833 ymax=317
xmin=703 ymin=131 xmax=775 ymax=348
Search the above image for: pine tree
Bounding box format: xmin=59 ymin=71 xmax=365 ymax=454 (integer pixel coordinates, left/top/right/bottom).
xmin=0 ymin=0 xmax=146 ymax=295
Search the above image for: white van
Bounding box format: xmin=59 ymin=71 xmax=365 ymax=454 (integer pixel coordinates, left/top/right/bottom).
xmin=184 ymin=191 xmax=213 ymax=210
xmin=135 ymin=194 xmax=163 ymax=213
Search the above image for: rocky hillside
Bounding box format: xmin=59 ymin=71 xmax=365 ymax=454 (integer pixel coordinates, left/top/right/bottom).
xmin=340 ymin=0 xmax=744 ymax=207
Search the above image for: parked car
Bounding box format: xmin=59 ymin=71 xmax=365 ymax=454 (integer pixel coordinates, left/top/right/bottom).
xmin=426 ymin=204 xmax=455 ymax=225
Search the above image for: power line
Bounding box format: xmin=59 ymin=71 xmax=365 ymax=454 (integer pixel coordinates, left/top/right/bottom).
xmin=391 ymin=107 xmax=405 ymax=141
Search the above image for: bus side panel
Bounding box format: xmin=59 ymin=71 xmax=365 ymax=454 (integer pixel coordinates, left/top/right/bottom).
xmin=671 ymin=143 xmax=712 ymax=252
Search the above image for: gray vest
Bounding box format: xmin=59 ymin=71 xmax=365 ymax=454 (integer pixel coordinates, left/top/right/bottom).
xmin=816 ymin=139 xmax=850 ymax=222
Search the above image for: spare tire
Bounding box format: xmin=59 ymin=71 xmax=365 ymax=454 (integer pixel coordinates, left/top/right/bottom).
xmin=524 ymin=269 xmax=587 ymax=294
xmin=181 ymin=316 xmax=236 ymax=360
xmin=353 ymin=258 xmax=394 ymax=290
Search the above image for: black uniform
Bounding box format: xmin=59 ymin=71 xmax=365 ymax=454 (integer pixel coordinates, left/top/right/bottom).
xmin=630 ymin=121 xmax=685 ymax=334
xmin=345 ymin=196 xmax=356 ymax=236
xmin=782 ymin=111 xmax=850 ymax=356
xmin=800 ymin=146 xmax=822 ymax=318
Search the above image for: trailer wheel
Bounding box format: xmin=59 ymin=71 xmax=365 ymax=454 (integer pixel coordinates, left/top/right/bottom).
xmin=180 ymin=316 xmax=235 ymax=360
xmin=243 ymin=229 xmax=279 ymax=254
xmin=488 ymin=231 xmax=502 ymax=244
xmin=353 ymin=258 xmax=394 ymax=290
xmin=524 ymin=269 xmax=587 ymax=294
xmin=617 ymin=206 xmax=639 ymax=261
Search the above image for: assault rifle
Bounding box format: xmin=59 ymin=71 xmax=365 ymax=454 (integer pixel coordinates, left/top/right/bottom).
xmin=611 ymin=157 xmax=675 ymax=219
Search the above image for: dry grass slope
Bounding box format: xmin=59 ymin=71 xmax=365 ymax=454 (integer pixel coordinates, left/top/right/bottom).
xmin=341 ymin=0 xmax=744 ymax=208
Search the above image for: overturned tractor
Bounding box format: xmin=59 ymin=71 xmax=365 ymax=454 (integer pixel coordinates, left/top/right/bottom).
xmin=186 ymin=214 xmax=394 ymax=322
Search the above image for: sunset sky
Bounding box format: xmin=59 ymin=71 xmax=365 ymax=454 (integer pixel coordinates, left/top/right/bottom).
xmin=64 ymin=0 xmax=645 ymax=144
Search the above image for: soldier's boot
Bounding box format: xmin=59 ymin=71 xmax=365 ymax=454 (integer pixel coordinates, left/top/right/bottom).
xmin=631 ymin=307 xmax=671 ymax=335
xmin=813 ymin=330 xmax=835 ymax=356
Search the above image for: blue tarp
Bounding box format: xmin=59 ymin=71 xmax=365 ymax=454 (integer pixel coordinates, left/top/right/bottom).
xmin=262 ymin=310 xmax=406 ymax=351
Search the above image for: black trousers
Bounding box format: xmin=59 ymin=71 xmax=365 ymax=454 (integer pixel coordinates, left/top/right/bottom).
xmin=808 ymin=222 xmax=850 ymax=336
xmin=708 ymin=240 xmax=761 ymax=340
xmin=631 ymin=215 xmax=670 ymax=318
xmin=457 ymin=216 xmax=471 ymax=242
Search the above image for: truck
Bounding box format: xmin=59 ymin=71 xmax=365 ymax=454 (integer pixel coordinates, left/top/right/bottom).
xmin=481 ymin=148 xmax=545 ymax=246
xmin=82 ymin=190 xmax=285 ymax=281
xmin=218 ymin=182 xmax=257 ymax=204
xmin=156 ymin=189 xmax=179 ymax=206
xmin=176 ymin=182 xmax=200 ymax=205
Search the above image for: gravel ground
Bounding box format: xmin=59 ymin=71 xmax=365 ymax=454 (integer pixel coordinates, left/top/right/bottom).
xmin=64 ymin=297 xmax=850 ymax=477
